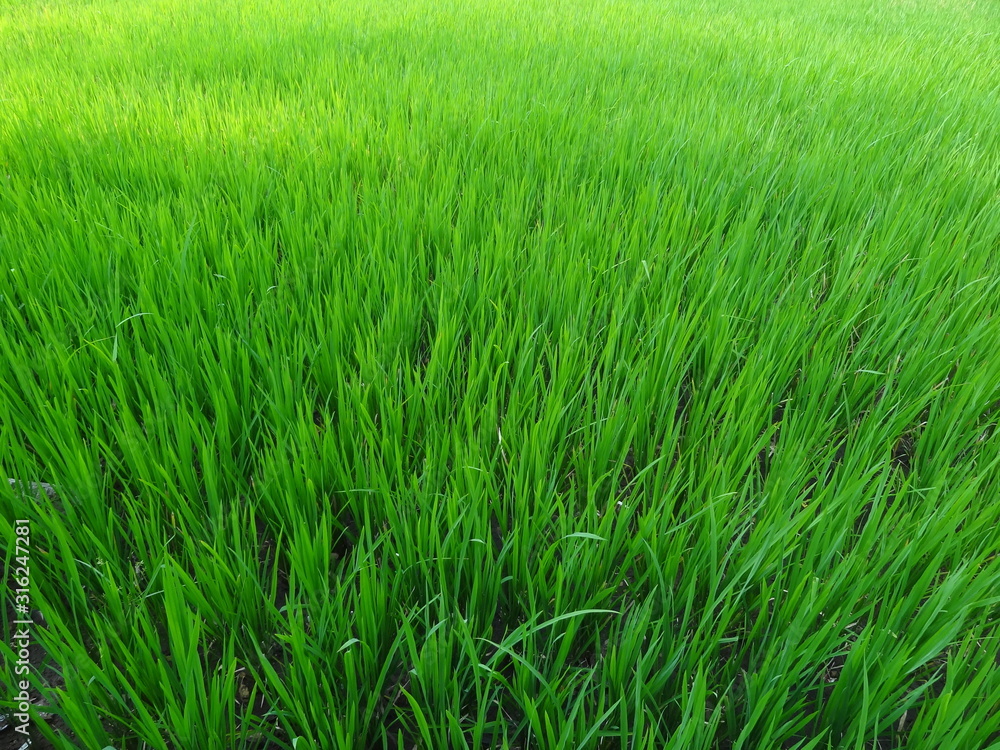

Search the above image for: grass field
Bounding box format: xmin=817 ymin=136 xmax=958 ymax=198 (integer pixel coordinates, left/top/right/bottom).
xmin=2 ymin=0 xmax=1000 ymax=747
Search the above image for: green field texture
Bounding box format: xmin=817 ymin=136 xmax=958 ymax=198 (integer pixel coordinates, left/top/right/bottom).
xmin=2 ymin=0 xmax=1000 ymax=747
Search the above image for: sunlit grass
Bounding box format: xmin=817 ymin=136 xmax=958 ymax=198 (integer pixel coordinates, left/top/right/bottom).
xmin=2 ymin=0 xmax=999 ymax=747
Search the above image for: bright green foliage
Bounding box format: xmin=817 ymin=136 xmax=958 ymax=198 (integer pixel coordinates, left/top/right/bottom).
xmin=1 ymin=0 xmax=999 ymax=747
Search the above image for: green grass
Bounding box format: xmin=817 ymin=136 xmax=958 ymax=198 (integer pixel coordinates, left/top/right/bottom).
xmin=1 ymin=0 xmax=999 ymax=747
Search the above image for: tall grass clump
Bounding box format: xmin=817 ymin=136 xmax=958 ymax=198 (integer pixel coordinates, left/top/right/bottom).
xmin=1 ymin=0 xmax=999 ymax=747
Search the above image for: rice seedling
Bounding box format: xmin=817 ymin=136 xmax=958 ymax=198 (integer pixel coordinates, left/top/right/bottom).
xmin=1 ymin=0 xmax=999 ymax=747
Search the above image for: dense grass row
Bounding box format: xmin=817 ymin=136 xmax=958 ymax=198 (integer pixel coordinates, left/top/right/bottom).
xmin=2 ymin=0 xmax=1000 ymax=747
